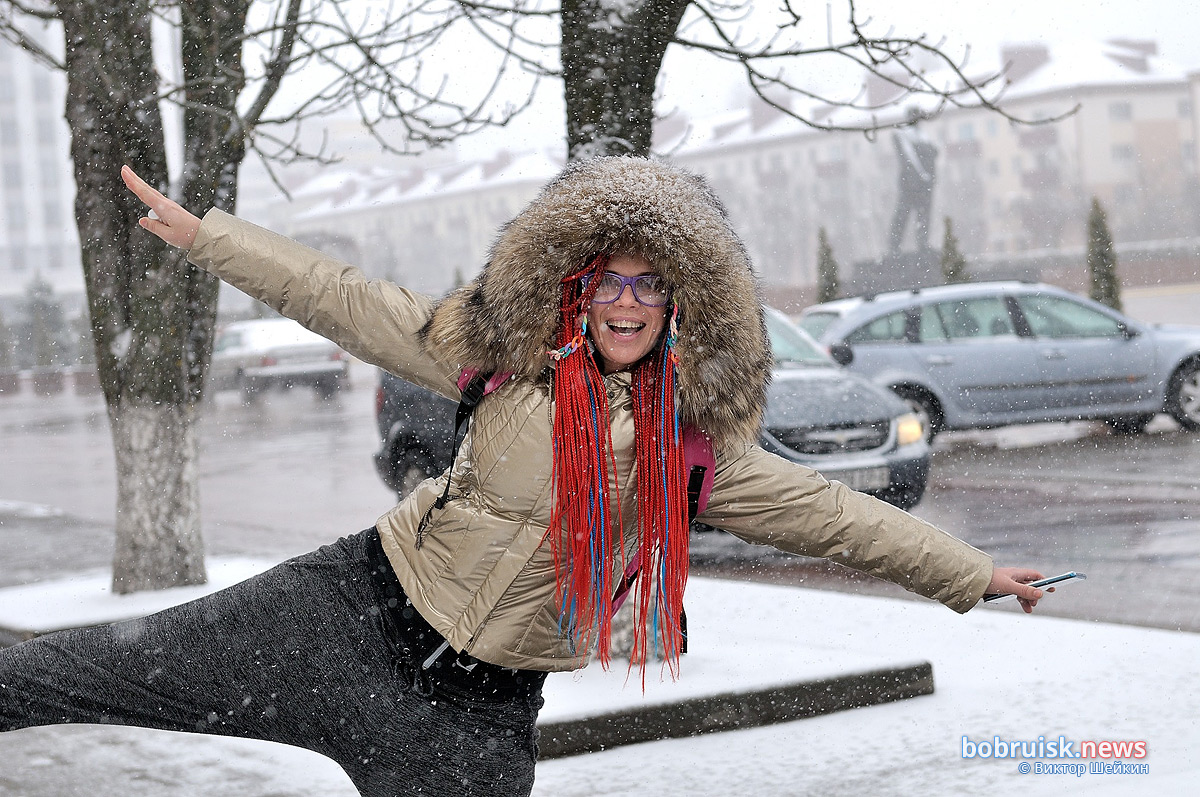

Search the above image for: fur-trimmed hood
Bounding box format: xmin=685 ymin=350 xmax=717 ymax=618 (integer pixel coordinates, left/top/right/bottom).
xmin=421 ymin=157 xmax=772 ymax=449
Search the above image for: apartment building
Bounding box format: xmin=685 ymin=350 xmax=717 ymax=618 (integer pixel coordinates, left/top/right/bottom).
xmin=0 ymin=42 xmax=82 ymax=311
xmin=670 ymin=40 xmax=1196 ymax=292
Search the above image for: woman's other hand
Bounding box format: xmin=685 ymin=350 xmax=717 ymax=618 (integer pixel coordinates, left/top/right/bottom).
xmin=121 ymin=165 xmax=201 ymax=250
xmin=987 ymin=567 xmax=1048 ymax=613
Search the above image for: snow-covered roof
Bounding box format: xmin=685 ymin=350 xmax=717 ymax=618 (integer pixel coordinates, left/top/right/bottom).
xmin=998 ymin=39 xmax=1188 ymax=100
xmin=291 ymin=149 xmax=562 ymax=221
xmin=667 ymin=38 xmax=1191 ymax=156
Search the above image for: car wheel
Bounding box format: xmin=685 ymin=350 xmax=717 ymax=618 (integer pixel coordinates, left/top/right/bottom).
xmin=314 ymin=375 xmax=341 ymax=399
xmin=878 ymin=480 xmax=926 ymax=511
xmin=396 ymin=464 xmax=429 ymax=499
xmin=238 ymin=373 xmax=262 ymax=403
xmin=891 ymin=385 xmax=942 ymax=443
xmin=1104 ymin=414 xmax=1153 ymax=435
xmin=392 ymin=447 xmax=437 ymax=499
xmin=1167 ymin=360 xmax=1200 ymax=431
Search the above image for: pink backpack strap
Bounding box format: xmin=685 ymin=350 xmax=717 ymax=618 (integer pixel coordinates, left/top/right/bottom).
xmin=682 ymin=426 xmax=715 ymax=519
xmin=456 ymin=368 xmax=513 ymax=396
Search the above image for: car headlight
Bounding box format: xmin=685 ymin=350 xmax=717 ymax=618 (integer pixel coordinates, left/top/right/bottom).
xmin=895 ymin=412 xmax=924 ymax=447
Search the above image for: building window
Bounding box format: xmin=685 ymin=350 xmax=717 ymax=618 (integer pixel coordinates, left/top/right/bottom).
xmin=0 ymin=119 xmax=16 ymax=146
xmin=1111 ymin=144 xmax=1135 ymax=162
xmin=5 ymin=197 xmax=25 ymax=229
xmin=1114 ymin=184 xmax=1135 ymax=203
xmin=32 ymin=70 xmax=51 ymax=98
xmin=44 ymin=200 xmax=63 ymax=226
xmin=1109 ymin=101 xmax=1133 ymax=121
xmin=987 ymin=119 xmax=998 ymax=137
xmin=39 ymin=158 xmax=58 ymax=186
xmin=1180 ymin=99 xmax=1193 ymax=118
xmin=958 ymin=122 xmax=975 ymax=141
xmin=989 ymin=159 xmax=999 ymax=176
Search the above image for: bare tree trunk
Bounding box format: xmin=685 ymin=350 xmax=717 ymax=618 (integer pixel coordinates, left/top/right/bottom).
xmin=176 ymin=0 xmax=250 ymax=395
xmin=60 ymin=1 xmax=208 ymax=593
xmin=109 ymin=404 xmax=204 ymax=591
xmin=60 ymin=0 xmax=247 ymax=593
xmin=560 ymin=0 xmax=691 ymax=159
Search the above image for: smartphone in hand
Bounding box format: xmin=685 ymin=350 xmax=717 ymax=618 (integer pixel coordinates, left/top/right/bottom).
xmin=983 ymin=571 xmax=1086 ymax=603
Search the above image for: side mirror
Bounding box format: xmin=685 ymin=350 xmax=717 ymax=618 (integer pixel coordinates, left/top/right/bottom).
xmin=829 ymin=342 xmax=855 ymax=366
xmin=1118 ymin=322 xmax=1139 ymax=340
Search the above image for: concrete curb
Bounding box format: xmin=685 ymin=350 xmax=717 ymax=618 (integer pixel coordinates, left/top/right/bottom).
xmin=0 ymin=627 xmax=29 ymax=648
xmin=536 ymin=661 xmax=934 ymax=759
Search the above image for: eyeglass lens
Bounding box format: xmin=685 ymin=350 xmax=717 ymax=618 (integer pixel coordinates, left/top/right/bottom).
xmin=587 ymin=274 xmax=669 ymax=306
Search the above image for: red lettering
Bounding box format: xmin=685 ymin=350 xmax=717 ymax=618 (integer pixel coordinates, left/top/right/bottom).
xmin=1097 ymin=741 xmax=1112 ymax=757
xmin=1081 ymin=741 xmax=1096 ymax=758
xmin=1134 ymin=741 xmax=1148 ymax=758
xmin=1110 ymin=741 xmax=1135 ymax=758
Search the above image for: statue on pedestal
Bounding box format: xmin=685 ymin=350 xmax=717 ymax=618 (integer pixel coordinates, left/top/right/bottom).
xmin=887 ymin=109 xmax=940 ymax=256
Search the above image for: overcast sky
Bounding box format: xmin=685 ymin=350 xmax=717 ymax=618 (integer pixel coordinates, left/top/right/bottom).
xmin=858 ymin=0 xmax=1200 ymax=66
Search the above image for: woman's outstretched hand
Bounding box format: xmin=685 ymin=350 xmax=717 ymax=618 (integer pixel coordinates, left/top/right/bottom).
xmin=121 ymin=165 xmax=202 ymax=250
xmin=987 ymin=567 xmax=1049 ymax=613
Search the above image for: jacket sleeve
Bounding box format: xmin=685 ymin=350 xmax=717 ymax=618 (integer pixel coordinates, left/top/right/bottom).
xmin=187 ymin=208 xmax=461 ymax=399
xmin=695 ymin=443 xmax=993 ymax=613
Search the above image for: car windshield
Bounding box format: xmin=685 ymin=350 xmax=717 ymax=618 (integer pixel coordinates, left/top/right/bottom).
xmin=765 ymin=308 xmax=833 ymax=367
xmin=796 ymin=310 xmax=839 ymax=340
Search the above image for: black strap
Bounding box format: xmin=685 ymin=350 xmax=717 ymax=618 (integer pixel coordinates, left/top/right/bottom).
xmin=433 ymin=373 xmax=490 ymax=511
xmin=679 ymin=463 xmax=705 ymax=654
xmin=686 ymin=464 xmax=707 ymax=523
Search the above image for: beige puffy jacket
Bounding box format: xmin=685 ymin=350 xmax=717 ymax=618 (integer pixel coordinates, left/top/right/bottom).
xmin=187 ymin=160 xmax=993 ymax=673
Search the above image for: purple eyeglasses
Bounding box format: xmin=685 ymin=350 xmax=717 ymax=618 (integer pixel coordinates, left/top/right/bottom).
xmin=581 ymin=273 xmax=671 ymax=307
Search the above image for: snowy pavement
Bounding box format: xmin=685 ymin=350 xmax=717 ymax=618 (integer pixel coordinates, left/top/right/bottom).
xmin=1 ymin=571 xmax=1195 ymax=796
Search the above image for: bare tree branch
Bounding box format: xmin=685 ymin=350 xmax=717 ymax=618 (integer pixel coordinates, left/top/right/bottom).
xmin=673 ymin=0 xmax=1078 ymax=133
xmin=3 ymin=0 xmax=57 ymax=22
xmin=0 ymin=3 xmax=65 ymax=70
xmin=240 ymin=0 xmax=303 ymax=130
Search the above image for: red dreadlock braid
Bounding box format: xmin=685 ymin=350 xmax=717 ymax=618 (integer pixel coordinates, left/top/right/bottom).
xmin=545 ymin=255 xmax=625 ymax=667
xmin=630 ymin=336 xmax=688 ymax=681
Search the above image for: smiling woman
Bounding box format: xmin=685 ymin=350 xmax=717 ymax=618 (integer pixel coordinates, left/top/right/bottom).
xmin=0 ymin=157 xmax=1050 ymax=797
xmin=585 ymin=254 xmax=670 ymax=373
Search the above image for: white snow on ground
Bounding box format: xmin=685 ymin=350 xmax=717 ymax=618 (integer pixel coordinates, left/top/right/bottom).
xmin=0 ymin=559 xmax=274 ymax=633
xmin=0 ymin=573 xmax=1196 ymax=795
xmin=535 ymin=581 xmax=1200 ymax=796
xmin=0 ymin=500 xmax=65 ymax=519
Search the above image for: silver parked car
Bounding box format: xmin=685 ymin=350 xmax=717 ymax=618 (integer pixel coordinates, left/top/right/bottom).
xmin=798 ymin=282 xmax=1200 ymax=439
xmin=210 ymin=318 xmax=350 ymax=399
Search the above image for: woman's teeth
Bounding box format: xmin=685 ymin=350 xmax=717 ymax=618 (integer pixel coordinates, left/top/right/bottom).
xmin=607 ymin=320 xmax=645 ymax=336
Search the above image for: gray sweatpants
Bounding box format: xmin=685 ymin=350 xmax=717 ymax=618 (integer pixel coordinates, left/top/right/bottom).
xmin=0 ymin=530 xmax=545 ymax=796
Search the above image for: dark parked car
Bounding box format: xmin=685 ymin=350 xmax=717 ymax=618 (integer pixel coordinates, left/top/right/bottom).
xmin=374 ymin=307 xmax=931 ymax=509
xmin=797 ymin=281 xmax=1200 ymax=439
xmin=211 ymin=318 xmax=350 ymax=400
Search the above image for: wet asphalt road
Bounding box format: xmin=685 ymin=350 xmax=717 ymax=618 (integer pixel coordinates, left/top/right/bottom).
xmin=2 ymin=362 xmax=1199 ymax=632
